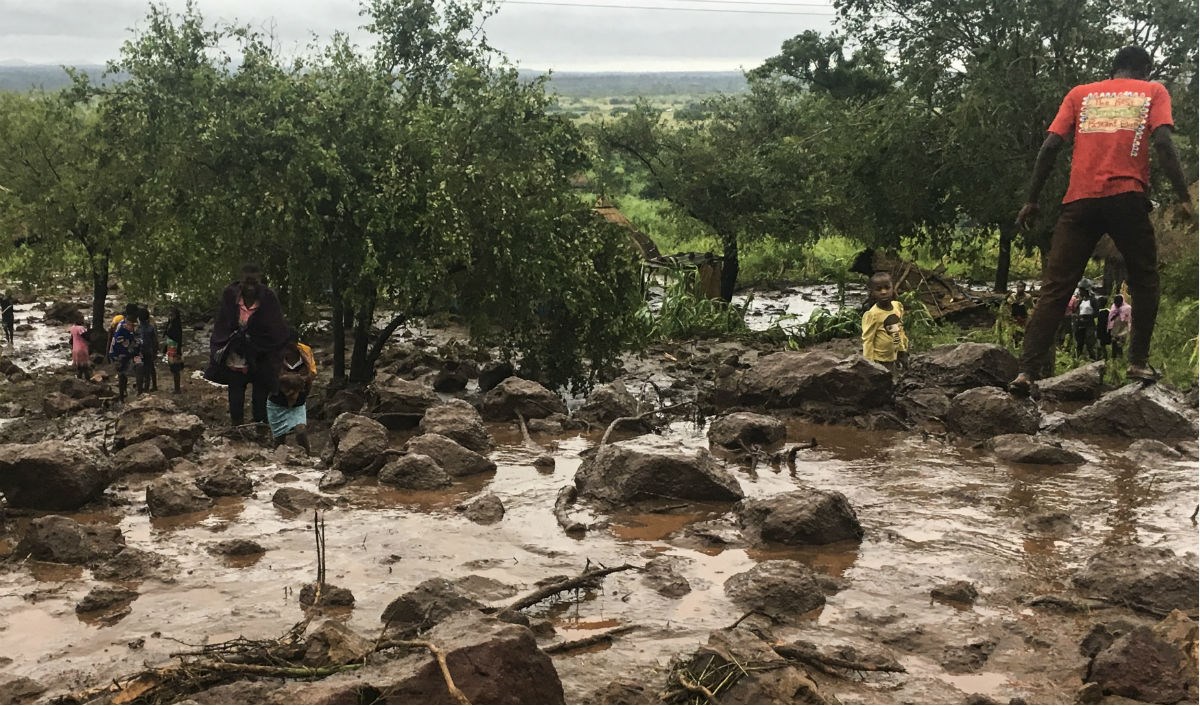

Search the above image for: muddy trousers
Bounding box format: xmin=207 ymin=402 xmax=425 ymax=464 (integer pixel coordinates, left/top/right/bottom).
xmin=1019 ymin=192 xmax=1159 ymax=376
xmin=227 ymin=369 xmax=271 ymax=425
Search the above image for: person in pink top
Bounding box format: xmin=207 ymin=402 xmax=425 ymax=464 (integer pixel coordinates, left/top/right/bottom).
xmin=68 ymin=314 xmax=91 ymax=380
xmin=1107 ymin=294 xmax=1133 ymax=359
xmin=1009 ymin=46 xmax=1195 ymax=396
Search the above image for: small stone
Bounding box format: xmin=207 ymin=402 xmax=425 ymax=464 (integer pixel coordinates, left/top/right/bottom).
xmin=76 ymin=585 xmax=139 ymax=613
xmin=462 ymin=493 xmax=505 ymax=524
xmin=1075 ymin=682 xmax=1103 ymax=704
xmin=533 ymin=455 xmax=555 ymax=469
xmin=299 ymin=582 xmax=355 ymax=608
xmin=209 ymin=539 xmax=266 ymax=556
xmin=931 ymin=580 xmax=979 ymax=604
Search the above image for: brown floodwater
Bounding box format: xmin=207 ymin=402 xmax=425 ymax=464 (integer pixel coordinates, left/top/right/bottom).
xmin=0 ymin=417 xmax=1195 ymax=703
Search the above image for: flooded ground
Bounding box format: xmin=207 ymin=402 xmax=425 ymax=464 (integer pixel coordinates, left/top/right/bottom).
xmin=1 ymin=411 xmax=1194 ymax=703
xmin=0 ymin=286 xmax=1194 ymax=704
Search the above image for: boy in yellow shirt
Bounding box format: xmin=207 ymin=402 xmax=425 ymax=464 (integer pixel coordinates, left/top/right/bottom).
xmin=862 ymin=272 xmax=909 ymax=370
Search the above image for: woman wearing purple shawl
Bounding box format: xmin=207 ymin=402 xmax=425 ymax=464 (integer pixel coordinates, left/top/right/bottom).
xmin=206 ymin=265 xmax=291 ymax=425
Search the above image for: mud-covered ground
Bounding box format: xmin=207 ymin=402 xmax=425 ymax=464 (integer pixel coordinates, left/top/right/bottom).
xmin=0 ymin=293 xmax=1197 ymax=705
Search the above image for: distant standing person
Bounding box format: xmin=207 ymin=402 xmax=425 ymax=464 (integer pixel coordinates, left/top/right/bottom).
xmin=164 ymin=307 xmax=185 ymax=394
xmin=207 ymin=265 xmax=290 ymax=426
xmin=1006 ymin=281 xmax=1034 ymax=347
xmin=267 ymin=330 xmax=316 ymax=454
xmin=1 ymin=292 xmax=14 ymax=346
xmin=1010 ymin=46 xmax=1195 ymax=395
xmin=861 ymin=272 xmax=909 ymax=372
xmin=1108 ymin=294 xmax=1132 ymax=358
xmin=69 ymin=314 xmax=91 ymax=379
xmin=136 ymin=308 xmax=159 ymax=393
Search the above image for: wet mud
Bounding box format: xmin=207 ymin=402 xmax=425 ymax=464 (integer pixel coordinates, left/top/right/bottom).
xmin=0 ymin=294 xmax=1196 ymax=704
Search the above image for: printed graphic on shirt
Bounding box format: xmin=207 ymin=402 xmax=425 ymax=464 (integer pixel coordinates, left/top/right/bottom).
xmin=1078 ymin=92 xmax=1152 ymax=156
xmin=884 ymin=313 xmax=904 ymax=346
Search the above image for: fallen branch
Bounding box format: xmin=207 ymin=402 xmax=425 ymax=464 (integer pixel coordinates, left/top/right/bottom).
xmin=515 ymin=412 xmax=544 ymax=452
xmin=772 ymin=642 xmax=905 ymax=675
xmin=502 ymin=563 xmax=637 ymax=615
xmin=553 ymin=485 xmax=587 ymax=534
xmin=543 ymin=625 xmax=640 ymax=655
xmin=599 ymin=401 xmax=694 ymax=448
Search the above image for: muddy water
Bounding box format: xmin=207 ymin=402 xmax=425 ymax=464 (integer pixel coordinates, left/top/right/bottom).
xmin=1 ymin=414 xmax=1195 ymax=703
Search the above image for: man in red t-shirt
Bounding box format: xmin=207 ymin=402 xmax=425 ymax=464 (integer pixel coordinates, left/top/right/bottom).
xmin=1009 ymin=46 xmax=1194 ymax=395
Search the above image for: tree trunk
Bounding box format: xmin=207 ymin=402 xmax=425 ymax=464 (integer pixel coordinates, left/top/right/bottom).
xmin=719 ymin=235 xmax=739 ymax=303
xmin=330 ymin=289 xmax=347 ymax=385
xmin=994 ymin=223 xmax=1014 ymax=293
xmin=89 ymin=251 xmax=109 ymax=349
xmin=349 ymin=291 xmax=377 ymax=384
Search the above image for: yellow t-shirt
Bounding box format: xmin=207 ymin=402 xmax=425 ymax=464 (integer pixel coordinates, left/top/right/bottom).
xmin=862 ymin=301 xmax=908 ymax=363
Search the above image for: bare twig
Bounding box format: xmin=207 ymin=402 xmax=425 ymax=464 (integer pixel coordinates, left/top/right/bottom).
xmin=599 ymin=401 xmax=694 ymax=448
xmin=543 ymin=625 xmax=640 ymax=655
xmin=377 ymin=640 xmax=470 ymax=704
xmin=502 ymin=563 xmax=637 ymax=615
xmin=676 ymin=671 xmax=720 ymax=703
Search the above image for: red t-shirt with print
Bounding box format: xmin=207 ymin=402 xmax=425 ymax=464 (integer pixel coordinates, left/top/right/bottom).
xmin=1047 ymin=77 xmax=1173 ymax=204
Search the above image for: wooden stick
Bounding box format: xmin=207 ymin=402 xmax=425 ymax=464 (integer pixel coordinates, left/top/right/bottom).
xmin=676 ymin=671 xmax=720 ymax=703
xmin=543 ymin=625 xmax=640 ymax=655
xmin=553 ymin=485 xmax=587 ymax=534
xmin=772 ymin=643 xmax=905 ymax=673
xmin=599 ymin=401 xmax=694 ymax=448
xmin=503 ymin=563 xmax=637 ymax=614
xmin=377 ymin=640 xmax=470 ymax=704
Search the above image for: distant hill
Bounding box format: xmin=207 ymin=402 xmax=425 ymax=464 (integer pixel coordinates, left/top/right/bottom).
xmin=0 ymin=65 xmax=120 ymax=92
xmin=0 ymin=64 xmax=746 ymax=97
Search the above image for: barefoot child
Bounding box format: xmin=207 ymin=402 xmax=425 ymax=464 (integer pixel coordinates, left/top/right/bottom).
xmin=862 ymin=272 xmax=909 ymax=371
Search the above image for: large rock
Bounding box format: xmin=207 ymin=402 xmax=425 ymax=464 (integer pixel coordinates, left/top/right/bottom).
xmin=329 ymin=413 xmax=389 ymax=474
xmin=1073 ymin=546 xmax=1198 ymax=616
xmin=1037 ymin=360 xmax=1106 ymax=402
xmin=111 ymin=441 xmax=169 ymax=476
xmin=989 ymin=434 xmax=1085 ymax=465
xmin=718 ymin=351 xmax=892 ymax=416
xmin=576 ymin=381 xmax=641 ymax=425
xmin=708 ymin=412 xmax=787 ymax=450
xmin=43 ymin=392 xmax=84 ymax=418
xmin=273 ymin=611 xmax=564 ymax=704
xmin=196 ymin=466 xmax=254 ymax=497
xmin=906 ymin=343 xmax=1019 ymax=392
xmin=114 ymin=397 xmax=204 ymax=453
xmin=0 ymin=676 xmax=45 ymax=704
xmin=1057 ymin=384 xmax=1197 ymax=439
xmin=1087 ymin=610 xmax=1198 ymax=703
xmin=666 ymin=628 xmax=823 ymax=705
xmin=13 ymin=515 xmax=125 ymax=564
xmin=419 ymin=400 xmax=494 ymax=455
xmin=381 ymin=578 xmax=486 ymax=629
xmin=481 ymin=376 xmax=568 ymax=421
xmin=946 ymin=387 xmax=1040 ymax=439
xmin=575 ymin=436 xmax=743 ymax=508
xmin=737 ymin=488 xmax=863 ymax=545
xmin=724 ymin=560 xmax=826 ymax=622
xmin=379 ymin=453 xmax=452 ymax=490
xmin=477 ymin=361 xmax=515 ymax=393
xmin=404 ymin=433 xmax=495 ymax=477
xmin=43 ymin=300 xmax=81 ymax=323
xmin=303 ymin=620 xmax=374 ymax=668
xmin=146 ymin=474 xmax=214 ymax=517
xmin=371 ymin=376 xmax=440 ymax=425
xmin=272 ymin=487 xmax=335 ymax=512
xmin=462 ymin=493 xmax=505 ymax=524
xmin=896 ymin=387 xmax=952 ymax=422
xmin=0 ymin=441 xmax=108 ymax=510
xmin=58 ymin=376 xmax=106 ymax=403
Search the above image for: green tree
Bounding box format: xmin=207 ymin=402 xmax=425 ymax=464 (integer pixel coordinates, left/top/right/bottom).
xmin=0 ymin=85 xmax=128 ymax=340
xmin=833 ymin=0 xmax=1198 ymax=290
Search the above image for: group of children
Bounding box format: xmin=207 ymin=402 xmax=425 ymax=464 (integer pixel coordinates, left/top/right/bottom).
xmin=860 ymin=271 xmax=1135 ymax=375
xmin=102 ymin=306 xmax=185 ymax=400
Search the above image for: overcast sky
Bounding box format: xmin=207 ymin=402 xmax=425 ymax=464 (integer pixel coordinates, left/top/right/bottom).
xmin=0 ymin=0 xmax=838 ymax=71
